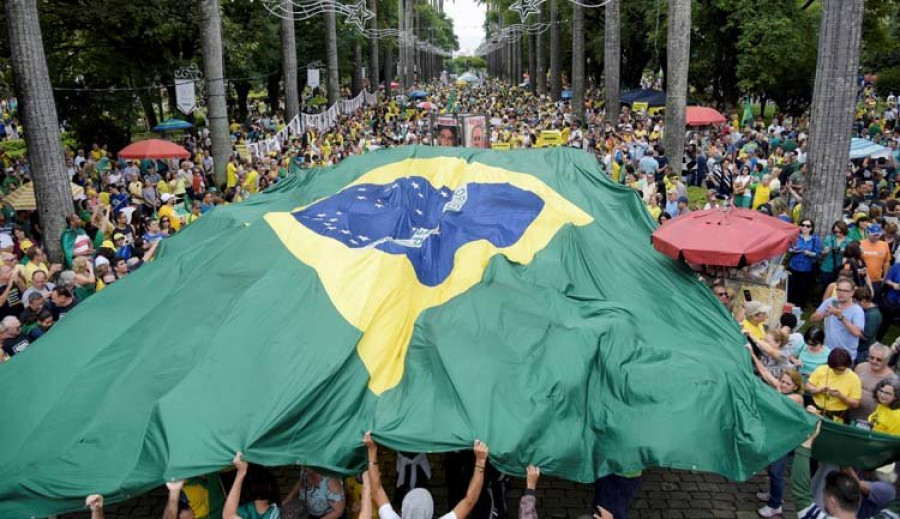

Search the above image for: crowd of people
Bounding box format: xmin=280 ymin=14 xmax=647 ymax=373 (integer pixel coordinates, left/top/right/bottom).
xmin=1 ymin=76 xmax=900 ymax=519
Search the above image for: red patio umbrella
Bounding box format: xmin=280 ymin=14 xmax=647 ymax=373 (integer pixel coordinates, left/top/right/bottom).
xmin=686 ymin=106 xmax=727 ymax=126
xmin=651 ymin=208 xmax=799 ymax=267
xmin=118 ymin=139 xmax=190 ymax=160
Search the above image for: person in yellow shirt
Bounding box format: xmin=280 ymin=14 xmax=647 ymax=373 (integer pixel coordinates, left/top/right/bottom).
xmin=741 ymin=301 xmax=785 ymax=360
xmin=752 ymin=174 xmax=771 ymax=209
xmin=226 ymin=157 xmax=239 ymax=190
xmin=868 ymin=378 xmax=900 ymax=435
xmin=806 ymin=348 xmax=862 ymax=422
xmin=158 ymin=193 xmax=182 ymax=231
xmin=242 ymin=168 xmax=259 ymax=194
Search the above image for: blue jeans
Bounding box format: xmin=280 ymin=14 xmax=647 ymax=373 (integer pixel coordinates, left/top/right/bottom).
xmin=767 ymin=454 xmax=791 ymax=508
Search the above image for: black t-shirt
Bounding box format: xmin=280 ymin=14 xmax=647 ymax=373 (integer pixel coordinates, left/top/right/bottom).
xmin=0 ymin=285 xmax=24 ymax=320
xmin=2 ymin=334 xmax=30 ymax=357
xmin=50 ymin=299 xmax=78 ymax=321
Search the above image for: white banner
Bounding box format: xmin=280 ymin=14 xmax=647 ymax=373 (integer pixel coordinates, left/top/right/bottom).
xmin=307 ymin=69 xmax=320 ymax=89
xmin=175 ymin=79 xmax=196 ymax=115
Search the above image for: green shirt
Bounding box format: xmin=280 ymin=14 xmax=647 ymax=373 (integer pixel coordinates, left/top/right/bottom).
xmin=237 ymin=502 xmax=280 ymax=519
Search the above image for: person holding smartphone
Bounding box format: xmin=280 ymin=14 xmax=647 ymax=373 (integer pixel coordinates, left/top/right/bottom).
xmin=811 ymin=278 xmax=865 ymax=361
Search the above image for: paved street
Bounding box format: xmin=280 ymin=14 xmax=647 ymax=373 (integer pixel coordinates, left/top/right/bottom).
xmin=61 ymin=465 xmax=792 ymax=519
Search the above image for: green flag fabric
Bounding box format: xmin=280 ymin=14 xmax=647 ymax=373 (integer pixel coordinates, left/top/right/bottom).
xmin=0 ymin=147 xmax=814 ymax=519
xmin=742 ymin=97 xmax=754 ymax=128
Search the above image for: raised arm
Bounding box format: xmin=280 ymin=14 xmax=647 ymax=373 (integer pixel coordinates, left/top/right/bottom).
xmin=163 ymin=480 xmax=185 ymax=519
xmin=451 ymin=441 xmax=489 ymax=519
xmin=223 ymin=452 xmax=249 ymax=519
xmin=519 ymin=466 xmax=540 ymax=519
xmin=747 ymin=346 xmax=780 ymax=390
xmin=86 ymin=494 xmax=104 ymax=519
xmin=364 ymin=432 xmax=390 ymax=508
xmin=358 ymin=472 xmax=372 ymax=519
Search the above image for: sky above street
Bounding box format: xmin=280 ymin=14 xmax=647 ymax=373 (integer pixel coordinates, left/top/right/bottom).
xmin=444 ymin=0 xmax=486 ymax=56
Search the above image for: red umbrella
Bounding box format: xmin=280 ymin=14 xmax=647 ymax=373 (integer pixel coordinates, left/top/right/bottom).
xmin=651 ymin=208 xmax=799 ymax=267
xmin=686 ymin=106 xmax=727 ymax=126
xmin=118 ymin=139 xmax=190 ymax=160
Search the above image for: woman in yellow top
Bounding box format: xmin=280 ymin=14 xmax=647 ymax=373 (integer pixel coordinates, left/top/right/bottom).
xmin=868 ymin=378 xmax=900 ymax=435
xmin=806 ymin=348 xmax=862 ymax=422
xmin=157 ymin=172 xmax=173 ymax=196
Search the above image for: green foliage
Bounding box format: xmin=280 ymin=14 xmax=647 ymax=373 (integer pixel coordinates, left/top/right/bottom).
xmin=875 ymin=67 xmax=900 ymax=98
xmin=448 ymin=56 xmax=486 ymax=74
xmin=860 ymin=0 xmax=900 ymax=71
xmin=733 ymin=0 xmax=818 ymax=115
xmin=0 ymin=134 xmax=77 ymax=159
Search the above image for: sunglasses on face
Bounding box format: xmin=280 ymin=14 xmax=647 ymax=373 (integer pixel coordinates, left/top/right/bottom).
xmin=715 ymin=291 xmax=728 ymax=297
xmin=800 ymin=223 xmax=812 ymax=228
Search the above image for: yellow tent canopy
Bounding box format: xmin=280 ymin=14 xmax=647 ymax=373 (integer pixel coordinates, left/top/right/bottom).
xmin=3 ymin=182 xmax=85 ymax=211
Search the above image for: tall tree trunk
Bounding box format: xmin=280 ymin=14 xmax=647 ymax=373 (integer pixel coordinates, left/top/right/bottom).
xmin=604 ymin=0 xmax=621 ymax=122
xmin=5 ymin=0 xmax=70 ymax=262
xmin=369 ymin=0 xmax=380 ymax=92
xmin=398 ymin=0 xmax=406 ymax=88
xmin=384 ymin=47 xmax=394 ymax=97
xmin=804 ymin=0 xmax=865 ymax=232
xmin=325 ymin=9 xmax=341 ymax=104
xmin=549 ymin=0 xmax=561 ymax=99
xmin=405 ymin=0 xmax=415 ymax=86
xmin=266 ymin=73 xmax=281 ymax=114
xmin=352 ymin=41 xmax=364 ymax=95
xmin=664 ymin=0 xmax=690 ymax=177
xmin=235 ymin=81 xmax=251 ymax=122
xmin=528 ymin=30 xmax=537 ymax=91
xmin=571 ymin=4 xmax=585 ymax=121
xmin=281 ymin=8 xmax=300 ymax=123
xmin=536 ymin=4 xmax=546 ymax=94
xmin=200 ymin=0 xmax=230 ymax=187
xmin=140 ymin=93 xmax=160 ymax=130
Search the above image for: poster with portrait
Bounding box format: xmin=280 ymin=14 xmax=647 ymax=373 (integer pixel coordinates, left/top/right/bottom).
xmin=435 ymin=116 xmax=459 ymax=147
xmin=462 ymin=115 xmax=489 ymax=149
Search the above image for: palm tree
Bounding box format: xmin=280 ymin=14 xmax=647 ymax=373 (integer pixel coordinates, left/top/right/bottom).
xmin=664 ymin=0 xmax=690 ymax=177
xmin=804 ymin=0 xmax=866 ymax=231
xmin=200 ymin=0 xmax=231 ymax=187
xmin=549 ymin=0 xmax=561 ymax=99
xmin=571 ymin=4 xmax=585 ymax=120
xmin=604 ymin=0 xmax=621 ymax=122
xmin=535 ymin=4 xmax=546 ymax=94
xmin=281 ymin=7 xmax=300 ymax=123
xmin=4 ymin=0 xmax=70 ymax=261
xmin=405 ymin=0 xmax=415 ymax=85
xmin=369 ymin=0 xmax=380 ymax=92
xmin=352 ymin=41 xmax=364 ymax=94
xmin=325 ymin=9 xmax=340 ymax=104
xmin=528 ymin=28 xmax=537 ymax=90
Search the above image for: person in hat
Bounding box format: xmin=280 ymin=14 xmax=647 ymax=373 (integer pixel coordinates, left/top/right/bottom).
xmin=158 ymin=193 xmax=182 ymax=232
xmin=860 ymin=223 xmax=891 ymax=296
xmin=741 ymin=301 xmax=784 ymax=359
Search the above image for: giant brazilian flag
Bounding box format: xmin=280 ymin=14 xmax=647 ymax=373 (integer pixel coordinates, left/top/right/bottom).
xmin=0 ymin=147 xmax=813 ymax=518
